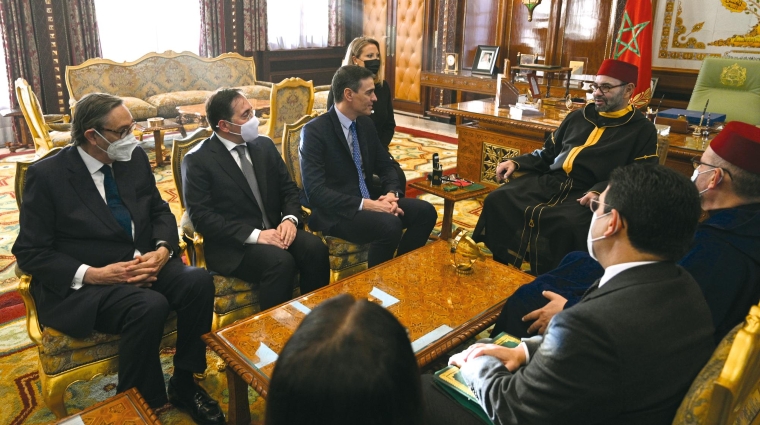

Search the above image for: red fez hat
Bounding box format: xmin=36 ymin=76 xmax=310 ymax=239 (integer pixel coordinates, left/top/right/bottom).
xmin=710 ymin=121 xmax=760 ymax=175
xmin=597 ymin=59 xmax=638 ymax=85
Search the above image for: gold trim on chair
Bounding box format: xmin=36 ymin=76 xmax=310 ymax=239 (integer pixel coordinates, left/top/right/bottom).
xmin=15 ymin=79 xmax=71 ymax=156
xmin=262 ymin=77 xmax=315 ymax=142
xmin=15 ymin=147 xmax=63 ymax=209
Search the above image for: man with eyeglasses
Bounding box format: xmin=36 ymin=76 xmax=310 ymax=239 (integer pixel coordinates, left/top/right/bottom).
xmin=490 ymin=121 xmax=760 ymax=345
xmin=183 ymin=88 xmax=329 ymax=311
xmin=473 ymin=59 xmax=658 ymax=274
xmin=423 ymin=164 xmax=715 ymax=425
xmin=12 ymin=93 xmax=225 ymax=423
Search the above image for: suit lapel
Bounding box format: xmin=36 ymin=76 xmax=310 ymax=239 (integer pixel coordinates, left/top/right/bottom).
xmin=328 ymin=107 xmax=352 ymax=157
xmin=208 ymin=136 xmax=258 ymax=206
xmin=65 ymin=148 xmax=131 ymax=240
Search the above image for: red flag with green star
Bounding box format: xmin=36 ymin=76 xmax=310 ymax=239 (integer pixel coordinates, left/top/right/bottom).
xmin=614 ymin=0 xmax=653 ymax=108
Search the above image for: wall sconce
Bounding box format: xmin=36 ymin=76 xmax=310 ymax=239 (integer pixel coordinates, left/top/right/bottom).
xmin=522 ymin=0 xmax=542 ymax=22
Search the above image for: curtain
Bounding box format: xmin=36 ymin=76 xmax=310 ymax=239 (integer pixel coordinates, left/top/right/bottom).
xmin=328 ymin=0 xmax=345 ymax=47
xmin=66 ymin=0 xmax=102 ymax=65
xmin=199 ymin=0 xmax=225 ymax=57
xmin=0 ymin=0 xmax=42 ymax=106
xmin=243 ymin=0 xmax=268 ymax=52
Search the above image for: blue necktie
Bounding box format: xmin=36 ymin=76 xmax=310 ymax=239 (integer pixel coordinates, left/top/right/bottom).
xmin=349 ymin=122 xmax=370 ymax=199
xmin=100 ymin=165 xmax=133 ymax=239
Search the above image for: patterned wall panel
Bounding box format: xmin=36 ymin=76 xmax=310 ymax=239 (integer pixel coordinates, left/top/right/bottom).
xmin=395 ymin=0 xmax=425 ymax=103
xmin=363 ymin=0 xmax=388 ymax=61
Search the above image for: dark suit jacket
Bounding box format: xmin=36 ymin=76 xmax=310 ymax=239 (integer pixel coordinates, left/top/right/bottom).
xmin=12 ymin=146 xmax=179 ymax=337
xmin=182 ymin=134 xmax=301 ymax=274
xmin=461 ymin=262 xmax=715 ymax=425
xmin=300 ymin=106 xmax=401 ymax=231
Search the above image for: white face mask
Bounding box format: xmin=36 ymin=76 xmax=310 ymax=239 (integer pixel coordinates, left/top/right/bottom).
xmin=225 ymin=115 xmax=260 ymax=143
xmin=587 ymin=210 xmax=611 ymax=261
xmin=691 ymin=168 xmax=721 ymax=195
xmin=94 ymin=129 xmax=139 ymax=162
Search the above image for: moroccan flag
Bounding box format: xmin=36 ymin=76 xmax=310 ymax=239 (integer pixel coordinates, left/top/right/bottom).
xmin=614 ymin=0 xmax=653 ymax=108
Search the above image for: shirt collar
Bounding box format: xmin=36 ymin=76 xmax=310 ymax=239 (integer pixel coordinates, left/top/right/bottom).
xmin=216 ymin=133 xmax=244 ymax=152
xmin=599 ymin=261 xmax=659 ymax=288
xmin=334 ymin=107 xmax=354 ymax=131
xmin=77 ymin=145 xmax=107 ymax=174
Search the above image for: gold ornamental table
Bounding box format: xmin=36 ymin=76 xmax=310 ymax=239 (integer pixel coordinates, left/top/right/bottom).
xmin=203 ymin=240 xmax=533 ymax=425
xmin=54 ymin=388 xmax=161 ymax=424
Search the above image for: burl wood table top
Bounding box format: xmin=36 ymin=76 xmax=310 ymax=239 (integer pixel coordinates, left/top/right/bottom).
xmin=55 ymin=388 xmax=160 ymax=424
xmin=203 ymin=240 xmax=532 ymax=398
xmin=410 ymin=180 xmax=495 ymax=202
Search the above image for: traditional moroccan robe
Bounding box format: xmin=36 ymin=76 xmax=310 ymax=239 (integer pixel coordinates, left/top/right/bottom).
xmin=473 ymin=103 xmax=658 ymax=273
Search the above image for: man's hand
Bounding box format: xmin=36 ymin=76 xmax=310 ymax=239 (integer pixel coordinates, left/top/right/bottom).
xmin=363 ymin=199 xmax=404 ymax=216
xmin=377 ymin=192 xmax=404 ymax=216
xmin=577 ymin=192 xmax=599 ymax=206
xmin=277 ymin=220 xmax=297 ymax=248
xmin=83 ymin=258 xmax=152 ymax=287
xmin=495 ymin=160 xmax=517 ymax=182
xmin=258 ymin=229 xmax=287 ymax=249
xmin=126 ymin=247 xmax=172 ymax=284
xmin=449 ymin=343 xmax=526 ymax=372
xmin=523 ymin=291 xmax=568 ymax=335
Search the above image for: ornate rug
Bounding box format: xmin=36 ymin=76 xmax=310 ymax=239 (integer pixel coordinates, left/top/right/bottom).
xmin=0 ymin=130 xmax=486 ymax=424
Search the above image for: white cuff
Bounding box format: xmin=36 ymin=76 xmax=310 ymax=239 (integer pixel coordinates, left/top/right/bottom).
xmin=519 ymin=342 xmax=531 ymax=364
xmin=71 ymin=264 xmax=90 ymax=290
xmin=245 ymin=229 xmax=261 ymax=244
xmin=281 ymin=215 xmax=298 ymax=226
xmin=359 ymin=199 xmax=364 ymax=211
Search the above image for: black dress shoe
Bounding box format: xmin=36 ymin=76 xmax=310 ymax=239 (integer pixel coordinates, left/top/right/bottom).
xmin=168 ymin=377 xmax=226 ymax=425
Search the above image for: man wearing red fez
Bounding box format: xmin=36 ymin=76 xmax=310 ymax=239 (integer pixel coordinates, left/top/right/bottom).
xmin=474 ymin=58 xmax=658 ymax=274
xmin=488 ymin=121 xmax=760 ymax=347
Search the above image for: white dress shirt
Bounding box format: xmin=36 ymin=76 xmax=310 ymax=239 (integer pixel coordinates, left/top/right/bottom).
xmin=216 ymin=134 xmax=298 ymax=243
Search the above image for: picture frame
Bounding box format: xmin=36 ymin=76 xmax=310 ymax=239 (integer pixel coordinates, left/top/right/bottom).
xmin=527 ymin=71 xmax=541 ymax=98
xmin=472 ymin=45 xmax=500 ymax=76
xmin=443 ymin=53 xmax=459 ymax=74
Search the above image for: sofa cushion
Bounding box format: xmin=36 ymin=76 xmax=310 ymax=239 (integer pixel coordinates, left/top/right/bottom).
xmin=50 ymin=131 xmax=72 ymax=147
xmin=146 ymin=91 xmax=213 ymax=118
xmin=236 ymin=84 xmax=271 ymax=101
xmin=121 ymin=96 xmax=158 ymax=120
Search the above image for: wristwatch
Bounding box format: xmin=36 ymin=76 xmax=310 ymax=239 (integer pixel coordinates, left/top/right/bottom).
xmin=155 ymin=241 xmax=174 ymax=259
xmin=391 ymin=190 xmax=400 ymax=198
xmin=284 ymin=217 xmax=298 ymax=226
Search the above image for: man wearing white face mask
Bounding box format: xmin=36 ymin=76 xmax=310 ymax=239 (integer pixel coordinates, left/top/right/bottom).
xmin=183 ymin=88 xmax=329 ymax=310
xmin=423 ymin=164 xmax=715 ymax=425
xmin=12 ymin=93 xmax=224 ymax=423
xmin=489 ymin=121 xmax=760 ymax=345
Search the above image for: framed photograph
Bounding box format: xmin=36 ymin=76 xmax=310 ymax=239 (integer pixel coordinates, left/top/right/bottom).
xmin=527 ymin=72 xmax=541 ymax=98
xmin=443 ymin=53 xmax=459 ymax=73
xmin=472 ymin=45 xmax=500 ymax=75
xmin=519 ymin=53 xmax=536 ymax=66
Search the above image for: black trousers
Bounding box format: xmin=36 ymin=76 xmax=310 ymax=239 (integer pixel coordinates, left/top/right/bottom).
xmin=231 ymin=229 xmax=329 ymax=310
xmin=91 ymin=258 xmax=215 ymax=408
xmin=421 ymin=375 xmax=487 ymax=425
xmin=326 ymin=198 xmax=437 ymax=267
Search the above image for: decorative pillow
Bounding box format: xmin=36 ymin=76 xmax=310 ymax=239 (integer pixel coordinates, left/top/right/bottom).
xmin=236 ymin=84 xmax=272 ymax=101
xmin=50 ymin=131 xmax=72 ymax=147
xmin=120 ymin=97 xmax=158 ymax=120
xmin=145 ymin=91 xmax=213 ymax=118
xmin=313 ymin=90 xmax=329 ymax=112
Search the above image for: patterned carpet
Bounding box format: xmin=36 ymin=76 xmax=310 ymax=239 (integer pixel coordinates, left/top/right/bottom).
xmin=0 ymin=129 xmax=487 ymax=424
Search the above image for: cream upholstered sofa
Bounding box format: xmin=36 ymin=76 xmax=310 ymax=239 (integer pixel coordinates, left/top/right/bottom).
xmin=65 ymin=50 xmax=272 ymax=120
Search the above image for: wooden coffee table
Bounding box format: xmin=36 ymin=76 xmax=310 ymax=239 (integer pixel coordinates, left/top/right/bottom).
xmin=203 ymin=240 xmax=532 ymax=424
xmin=410 ymin=180 xmax=494 ymax=240
xmin=136 ymin=119 xmax=186 ymax=167
xmin=55 ymin=388 xmax=161 ymax=424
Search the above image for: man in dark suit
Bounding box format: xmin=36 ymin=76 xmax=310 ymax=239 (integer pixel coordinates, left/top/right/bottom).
xmin=183 ymin=88 xmax=329 ymax=310
xmin=300 ymin=65 xmax=437 ymax=267
xmin=422 ymin=164 xmax=716 ymax=425
xmin=12 ymin=93 xmax=224 ymax=424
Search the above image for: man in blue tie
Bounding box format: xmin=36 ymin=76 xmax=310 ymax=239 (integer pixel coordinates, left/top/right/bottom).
xmin=12 ymin=93 xmax=223 ymax=424
xmin=301 ymin=65 xmax=437 ymax=266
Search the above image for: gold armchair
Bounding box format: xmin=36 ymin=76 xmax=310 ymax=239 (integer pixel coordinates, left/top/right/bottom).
xmin=672 ymin=302 xmax=760 ymax=425
xmin=171 ymin=127 xmax=294 ymax=330
xmin=261 ymin=77 xmax=314 ymax=143
xmin=14 ymin=148 xmax=178 ymax=418
xmin=14 ymin=78 xmax=72 ymax=156
xmin=281 ymin=114 xmax=370 ymax=282
xmin=312 ymin=84 xmax=331 ymax=113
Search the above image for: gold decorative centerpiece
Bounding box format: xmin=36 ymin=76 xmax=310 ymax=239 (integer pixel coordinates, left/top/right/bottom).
xmin=450 ymin=228 xmax=485 ymax=275
xmin=147 ymin=117 xmax=164 ymax=127
xmin=522 ymin=0 xmax=542 ymax=22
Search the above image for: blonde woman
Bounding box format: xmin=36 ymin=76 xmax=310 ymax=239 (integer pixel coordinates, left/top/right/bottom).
xmin=328 ymin=36 xmax=406 ymax=195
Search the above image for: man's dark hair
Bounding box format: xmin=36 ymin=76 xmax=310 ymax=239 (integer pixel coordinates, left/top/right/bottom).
xmin=71 ymin=93 xmax=124 ymax=146
xmin=604 ymin=164 xmax=701 ymax=261
xmin=331 ymin=65 xmax=375 ymax=104
xmin=266 ymin=294 xmax=423 ymax=425
xmin=205 ymin=88 xmax=244 ymax=132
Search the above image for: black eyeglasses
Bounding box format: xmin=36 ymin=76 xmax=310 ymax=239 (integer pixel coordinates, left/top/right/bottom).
xmin=691 ymin=157 xmax=732 ymax=177
xmin=100 ymin=121 xmax=136 ymax=139
xmin=589 ymin=83 xmax=628 ymax=94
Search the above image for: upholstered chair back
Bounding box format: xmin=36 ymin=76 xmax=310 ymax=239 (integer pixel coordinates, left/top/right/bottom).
xmin=281 ymin=113 xmax=318 ymax=191
xmin=687 ymin=58 xmax=760 ymax=125
xmin=263 ymin=77 xmax=314 ymax=141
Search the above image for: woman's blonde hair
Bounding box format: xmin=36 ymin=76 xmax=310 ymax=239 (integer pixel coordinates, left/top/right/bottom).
xmin=342 ymin=36 xmax=384 ymax=84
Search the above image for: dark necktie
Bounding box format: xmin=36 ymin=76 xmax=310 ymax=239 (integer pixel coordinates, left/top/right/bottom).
xmin=349 ymin=122 xmax=370 ymax=199
xmin=100 ymin=165 xmax=132 ymax=239
xmin=234 ymin=145 xmax=272 ymax=229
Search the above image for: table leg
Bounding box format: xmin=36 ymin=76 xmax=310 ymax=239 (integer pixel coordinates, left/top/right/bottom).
xmin=153 ymin=130 xmax=165 ymax=167
xmin=225 ymin=367 xmax=252 ymax=425
xmin=565 ymin=70 xmax=571 ymax=98
xmin=440 ymin=199 xmax=455 ymax=240
xmin=455 ymin=91 xmax=463 ymax=126
xmin=546 ymin=73 xmax=553 ymax=98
